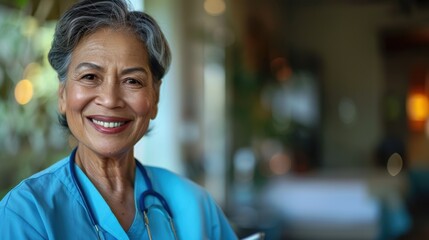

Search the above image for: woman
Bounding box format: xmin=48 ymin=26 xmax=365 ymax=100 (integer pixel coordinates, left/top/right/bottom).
xmin=0 ymin=0 xmax=238 ymax=239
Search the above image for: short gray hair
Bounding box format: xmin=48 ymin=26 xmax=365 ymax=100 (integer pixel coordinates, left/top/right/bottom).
xmin=48 ymin=0 xmax=171 ymax=83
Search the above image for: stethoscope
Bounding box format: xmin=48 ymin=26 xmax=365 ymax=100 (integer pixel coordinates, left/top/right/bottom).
xmin=69 ymin=148 xmax=178 ymax=240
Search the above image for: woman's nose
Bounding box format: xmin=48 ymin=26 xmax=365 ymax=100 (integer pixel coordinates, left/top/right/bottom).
xmin=95 ymin=80 xmax=125 ymax=108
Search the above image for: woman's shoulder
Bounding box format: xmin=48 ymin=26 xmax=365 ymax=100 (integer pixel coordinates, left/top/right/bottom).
xmin=27 ymin=157 xmax=70 ymax=180
xmin=0 ymin=154 xmax=88 ymax=239
xmin=145 ymin=165 xmax=209 ymax=198
xmin=0 ymin=155 xmax=72 ymax=209
xmin=12 ymin=157 xmax=69 ymax=189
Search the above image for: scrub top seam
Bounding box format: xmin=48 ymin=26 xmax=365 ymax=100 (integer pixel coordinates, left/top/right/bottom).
xmin=54 ymin=161 xmax=86 ymax=207
xmin=2 ymin=204 xmax=47 ymax=239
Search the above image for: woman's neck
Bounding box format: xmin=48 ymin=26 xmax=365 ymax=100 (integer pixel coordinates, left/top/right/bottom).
xmin=74 ymin=145 xmax=136 ymax=230
xmin=75 ymin=147 xmax=135 ymax=188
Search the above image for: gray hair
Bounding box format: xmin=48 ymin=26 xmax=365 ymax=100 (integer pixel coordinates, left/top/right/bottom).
xmin=48 ymin=0 xmax=171 ymax=129
xmin=48 ymin=0 xmax=171 ymax=83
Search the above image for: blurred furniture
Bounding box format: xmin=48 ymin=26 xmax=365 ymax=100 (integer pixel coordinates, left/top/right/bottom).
xmin=261 ymin=169 xmax=411 ymax=240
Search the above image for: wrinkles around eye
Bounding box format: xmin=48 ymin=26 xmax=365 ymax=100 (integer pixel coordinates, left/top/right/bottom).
xmin=82 ymin=74 xmax=97 ymax=80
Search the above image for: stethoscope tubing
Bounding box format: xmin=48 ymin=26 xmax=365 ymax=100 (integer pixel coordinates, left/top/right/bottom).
xmin=68 ymin=148 xmax=177 ymax=240
xmin=69 ymin=148 xmax=102 ymax=239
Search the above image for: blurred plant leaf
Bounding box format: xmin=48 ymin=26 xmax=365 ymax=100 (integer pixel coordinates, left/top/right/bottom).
xmin=15 ymin=0 xmax=28 ymax=8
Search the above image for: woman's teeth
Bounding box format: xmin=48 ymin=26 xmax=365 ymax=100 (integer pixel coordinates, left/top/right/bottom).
xmin=92 ymin=119 xmax=125 ymax=128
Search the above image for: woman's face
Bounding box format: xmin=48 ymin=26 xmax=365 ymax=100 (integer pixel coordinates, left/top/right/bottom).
xmin=59 ymin=28 xmax=160 ymax=157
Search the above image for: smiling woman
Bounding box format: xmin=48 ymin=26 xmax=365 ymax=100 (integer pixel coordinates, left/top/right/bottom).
xmin=0 ymin=0 xmax=238 ymax=239
xmin=59 ymin=28 xmax=158 ymax=160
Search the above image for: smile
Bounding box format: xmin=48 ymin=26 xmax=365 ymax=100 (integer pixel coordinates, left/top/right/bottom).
xmin=92 ymin=119 xmax=126 ymax=128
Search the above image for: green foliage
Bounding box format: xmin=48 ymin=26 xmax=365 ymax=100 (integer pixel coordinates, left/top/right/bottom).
xmin=15 ymin=0 xmax=28 ymax=8
xmin=0 ymin=6 xmax=69 ymax=199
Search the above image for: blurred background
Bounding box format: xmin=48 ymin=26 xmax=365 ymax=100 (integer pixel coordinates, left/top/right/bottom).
xmin=2 ymin=0 xmax=429 ymax=239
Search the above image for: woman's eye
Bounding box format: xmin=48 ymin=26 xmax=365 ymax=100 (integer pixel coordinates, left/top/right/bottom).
xmin=125 ymin=78 xmax=141 ymax=85
xmin=82 ymin=74 xmax=96 ymax=80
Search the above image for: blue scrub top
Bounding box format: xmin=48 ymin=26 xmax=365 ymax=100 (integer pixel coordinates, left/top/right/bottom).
xmin=0 ymin=153 xmax=238 ymax=240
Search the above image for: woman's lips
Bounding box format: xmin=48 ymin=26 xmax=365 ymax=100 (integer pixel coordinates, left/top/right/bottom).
xmin=92 ymin=119 xmax=126 ymax=128
xmin=87 ymin=116 xmax=131 ymax=134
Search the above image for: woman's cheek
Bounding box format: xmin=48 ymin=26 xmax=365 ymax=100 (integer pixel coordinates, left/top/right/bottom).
xmin=140 ymin=98 xmax=152 ymax=115
xmin=68 ymin=87 xmax=94 ymax=110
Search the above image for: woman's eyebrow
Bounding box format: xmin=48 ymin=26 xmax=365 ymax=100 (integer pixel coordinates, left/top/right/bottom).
xmin=74 ymin=62 xmax=103 ymax=72
xmin=122 ymin=67 xmax=148 ymax=75
xmin=74 ymin=63 xmax=147 ymax=75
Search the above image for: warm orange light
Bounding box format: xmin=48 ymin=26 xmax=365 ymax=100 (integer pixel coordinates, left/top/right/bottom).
xmin=204 ymin=0 xmax=226 ymax=16
xmin=407 ymin=93 xmax=429 ymax=121
xmin=15 ymin=79 xmax=33 ymax=105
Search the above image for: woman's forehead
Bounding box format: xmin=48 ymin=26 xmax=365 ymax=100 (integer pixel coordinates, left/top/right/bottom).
xmin=71 ymin=28 xmax=150 ymax=67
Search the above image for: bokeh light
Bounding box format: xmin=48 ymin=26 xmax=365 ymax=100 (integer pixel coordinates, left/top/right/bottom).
xmin=407 ymin=93 xmax=429 ymax=121
xmin=269 ymin=152 xmax=291 ymax=175
xmin=387 ymin=153 xmax=403 ymax=177
xmin=204 ymin=0 xmax=226 ymax=16
xmin=14 ymin=79 xmax=34 ymax=105
xmin=23 ymin=62 xmax=42 ymax=80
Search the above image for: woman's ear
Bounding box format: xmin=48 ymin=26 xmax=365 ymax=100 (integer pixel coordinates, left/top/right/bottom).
xmin=58 ymin=82 xmax=66 ymax=114
xmin=150 ymin=80 xmax=162 ymax=119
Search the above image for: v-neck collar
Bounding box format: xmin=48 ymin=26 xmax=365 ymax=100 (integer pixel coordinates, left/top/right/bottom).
xmin=74 ymin=162 xmax=147 ymax=239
